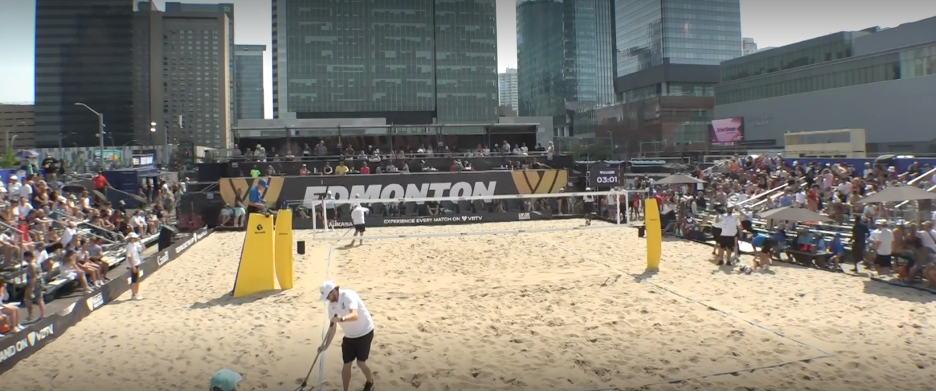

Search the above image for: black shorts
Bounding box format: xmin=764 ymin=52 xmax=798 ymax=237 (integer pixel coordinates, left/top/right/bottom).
xmin=246 ymin=205 xmax=261 ymax=215
xmin=354 ymin=224 xmax=365 ymax=234
xmin=761 ymin=238 xmax=775 ymax=254
xmin=584 ymin=202 xmax=594 ymax=215
xmin=341 ymin=329 xmax=374 ymax=364
xmin=129 ymin=268 xmax=141 ymax=283
xmin=875 ymin=254 xmax=893 ymax=268
xmin=718 ymin=235 xmax=735 ymax=249
xmin=852 ymin=242 xmax=865 ymax=263
xmin=711 ymin=228 xmax=722 ymax=238
xmin=326 ymin=209 xmax=336 ymax=220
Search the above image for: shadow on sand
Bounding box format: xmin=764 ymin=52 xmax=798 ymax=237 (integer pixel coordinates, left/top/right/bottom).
xmin=189 ymin=289 xmax=287 ymax=309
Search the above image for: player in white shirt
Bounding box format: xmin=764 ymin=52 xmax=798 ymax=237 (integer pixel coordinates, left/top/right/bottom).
xmin=125 ymin=233 xmax=144 ymax=300
xmin=582 ymin=187 xmax=595 ymax=226
xmin=318 ymin=280 xmax=376 ymax=391
xmin=349 ymin=203 xmax=369 ymax=247
xmin=869 ymin=220 xmax=894 ymax=274
xmin=716 ymin=206 xmax=742 ymax=265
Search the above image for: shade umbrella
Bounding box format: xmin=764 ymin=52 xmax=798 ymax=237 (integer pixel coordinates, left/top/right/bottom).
xmin=654 ymin=174 xmax=706 ymax=185
xmin=855 ymin=186 xmax=936 ymax=204
xmin=15 ymin=150 xmax=39 ymax=159
xmin=756 ymin=206 xmax=834 ymax=223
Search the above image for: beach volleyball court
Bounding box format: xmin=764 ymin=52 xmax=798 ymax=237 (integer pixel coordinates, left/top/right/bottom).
xmin=1 ymin=220 xmax=933 ymax=390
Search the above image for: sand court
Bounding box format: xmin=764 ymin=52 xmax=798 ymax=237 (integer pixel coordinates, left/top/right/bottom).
xmin=0 ymin=220 xmax=933 ymax=390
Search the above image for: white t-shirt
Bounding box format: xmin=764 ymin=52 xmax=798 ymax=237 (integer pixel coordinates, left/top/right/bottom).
xmin=327 ymin=289 xmax=374 ymax=339
xmin=8 ymin=183 xmax=21 ymax=196
xmin=720 ymin=214 xmax=740 ymax=237
xmin=20 ymin=183 xmax=32 ymax=199
xmin=350 ymin=206 xmax=368 ymax=225
xmin=61 ymin=227 xmax=77 ymax=248
xmin=794 ymin=191 xmax=806 ymax=205
xmin=583 ymin=195 xmax=594 ymax=203
xmin=918 ymin=229 xmax=936 ymax=253
xmin=16 ymin=204 xmax=32 ymax=218
xmin=870 ymin=229 xmax=894 ymax=255
xmin=125 ymin=242 xmax=143 ymax=268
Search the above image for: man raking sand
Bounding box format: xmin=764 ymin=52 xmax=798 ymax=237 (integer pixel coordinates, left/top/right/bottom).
xmin=317 ymin=280 xmax=376 ymax=391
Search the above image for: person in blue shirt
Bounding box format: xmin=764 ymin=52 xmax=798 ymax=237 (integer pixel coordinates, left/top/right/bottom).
xmin=828 ymin=233 xmax=846 ymax=270
xmin=751 ymin=232 xmax=774 ymax=270
xmin=246 ymin=179 xmax=267 ymax=215
xmin=778 ymin=192 xmax=793 ymax=207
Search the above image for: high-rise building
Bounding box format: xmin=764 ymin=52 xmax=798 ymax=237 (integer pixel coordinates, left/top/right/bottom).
xmin=34 ymin=0 xmax=135 ymax=148
xmin=498 ymin=68 xmax=519 ymax=114
xmin=0 ymin=105 xmax=36 ymax=150
xmin=160 ymin=10 xmax=233 ymax=149
xmin=164 ymin=3 xmax=236 ymax=122
xmin=516 ymin=0 xmax=615 ymax=137
xmin=599 ymin=0 xmax=742 ymax=153
xmin=742 ymin=37 xmax=758 ymax=56
xmin=235 ymin=45 xmax=266 ymax=121
xmin=133 ymin=1 xmax=164 ymax=147
xmin=271 ymin=0 xmax=498 ymax=129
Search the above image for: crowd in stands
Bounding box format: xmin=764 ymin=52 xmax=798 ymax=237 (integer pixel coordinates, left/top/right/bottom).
xmin=641 ymin=154 xmax=936 ymax=287
xmin=0 ymin=163 xmax=183 ymax=336
xmin=231 ymin=140 xmax=556 ymax=162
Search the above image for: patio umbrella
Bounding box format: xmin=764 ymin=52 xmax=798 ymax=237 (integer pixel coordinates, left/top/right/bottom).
xmin=855 ymin=186 xmax=936 ymax=204
xmin=15 ymin=150 xmax=39 ymax=159
xmin=756 ymin=206 xmax=834 ymax=223
xmin=654 ymin=174 xmax=706 ymax=185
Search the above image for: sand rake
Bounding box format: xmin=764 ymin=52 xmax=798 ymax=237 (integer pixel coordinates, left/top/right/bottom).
xmin=296 ymin=316 xmax=337 ymax=391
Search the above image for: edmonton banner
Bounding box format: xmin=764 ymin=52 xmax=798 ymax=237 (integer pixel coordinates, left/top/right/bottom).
xmin=218 ymin=169 xmax=570 ymax=209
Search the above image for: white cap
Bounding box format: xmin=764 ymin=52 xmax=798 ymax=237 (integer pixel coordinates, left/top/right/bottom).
xmin=319 ymin=280 xmax=337 ymax=301
xmin=9 ymin=175 xmax=17 ymax=180
xmin=585 ymin=187 xmax=591 ymax=191
xmin=127 ymin=232 xmax=140 ymax=239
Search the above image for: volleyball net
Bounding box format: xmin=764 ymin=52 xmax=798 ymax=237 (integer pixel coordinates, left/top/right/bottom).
xmin=302 ymin=190 xmax=645 ymax=242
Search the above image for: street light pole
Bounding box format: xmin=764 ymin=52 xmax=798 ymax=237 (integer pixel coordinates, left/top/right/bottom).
xmin=74 ymin=102 xmax=105 ymax=168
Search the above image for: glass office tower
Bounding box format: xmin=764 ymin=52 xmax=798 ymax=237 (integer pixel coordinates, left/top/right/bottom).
xmin=235 ymin=45 xmax=266 ymax=120
xmin=614 ymin=0 xmax=742 ymax=78
xmin=272 ymin=0 xmax=498 ymax=125
xmin=517 ymin=0 xmax=615 ymax=134
xmin=34 ymin=0 xmax=135 ymax=148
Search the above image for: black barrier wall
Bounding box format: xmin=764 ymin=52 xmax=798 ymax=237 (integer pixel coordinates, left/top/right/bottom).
xmin=217 ymin=169 xmax=570 ymax=209
xmin=0 ymin=227 xmax=210 ymax=375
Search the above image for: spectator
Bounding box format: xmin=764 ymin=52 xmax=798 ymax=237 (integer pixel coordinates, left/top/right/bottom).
xmin=0 ymin=278 xmax=24 ymax=335
xmin=22 ymin=251 xmax=45 ymax=322
xmin=336 ymin=161 xmax=349 ymax=176
xmin=126 ymin=232 xmax=144 ymax=300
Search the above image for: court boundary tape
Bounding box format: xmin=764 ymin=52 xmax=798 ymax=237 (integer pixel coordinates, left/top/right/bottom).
xmin=542 ymin=240 xmax=833 ymax=357
xmin=315 ymin=228 xmax=354 ymax=391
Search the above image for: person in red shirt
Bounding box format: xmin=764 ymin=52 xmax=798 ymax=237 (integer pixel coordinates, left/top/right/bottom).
xmin=359 ymin=164 xmax=371 ymax=175
xmin=653 ymin=193 xmax=664 ymax=212
xmin=92 ymin=172 xmax=109 ymax=192
xmin=806 ymin=185 xmax=820 ymax=212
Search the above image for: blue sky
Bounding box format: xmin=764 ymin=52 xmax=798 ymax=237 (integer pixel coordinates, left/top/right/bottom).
xmin=2 ymin=0 xmax=936 ymax=119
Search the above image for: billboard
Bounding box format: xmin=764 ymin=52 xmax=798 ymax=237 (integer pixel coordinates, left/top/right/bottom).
xmin=710 ymin=117 xmax=745 ymax=145
xmin=217 ymin=170 xmax=571 ymax=209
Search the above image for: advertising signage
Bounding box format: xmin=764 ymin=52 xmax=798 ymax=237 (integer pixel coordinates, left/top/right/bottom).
xmin=217 ymin=170 xmax=570 ymax=209
xmin=710 ymin=117 xmax=744 ymax=146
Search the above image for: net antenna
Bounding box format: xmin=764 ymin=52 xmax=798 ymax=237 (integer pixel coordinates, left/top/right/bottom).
xmin=301 ymin=189 xmax=645 ymax=242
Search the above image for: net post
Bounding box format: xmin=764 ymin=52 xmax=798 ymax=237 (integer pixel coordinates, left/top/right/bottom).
xmin=311 ymin=200 xmax=317 ymax=239
xmin=321 ymin=199 xmax=329 ymax=232
xmin=616 ymin=190 xmax=622 ymax=225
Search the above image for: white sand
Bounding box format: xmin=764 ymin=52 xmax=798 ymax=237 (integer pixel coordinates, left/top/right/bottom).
xmin=1 ymin=220 xmax=934 ymax=390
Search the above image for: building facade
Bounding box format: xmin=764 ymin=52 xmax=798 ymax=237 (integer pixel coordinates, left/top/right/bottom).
xmin=714 ymin=16 xmax=936 ymax=153
xmin=235 ymin=45 xmax=266 ymax=121
xmin=34 ymin=0 xmax=135 ymax=148
xmin=271 ymin=0 xmax=498 ymax=133
xmin=133 ymin=1 xmax=164 ymax=147
xmin=0 ymin=105 xmax=36 ymax=150
xmin=164 ymin=3 xmax=236 ymax=122
xmin=498 ymin=67 xmax=519 ymax=114
xmin=605 ymin=0 xmax=741 ymax=152
xmin=516 ymin=0 xmax=615 ymax=137
xmin=160 ymin=11 xmax=233 ymax=149
xmin=742 ymin=37 xmax=757 ymax=55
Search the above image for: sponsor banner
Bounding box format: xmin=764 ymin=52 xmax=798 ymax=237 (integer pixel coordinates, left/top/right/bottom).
xmin=217 ymin=170 xmax=569 ymax=209
xmin=0 ymin=227 xmax=210 ymax=376
xmin=710 ymin=117 xmax=744 ymax=145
